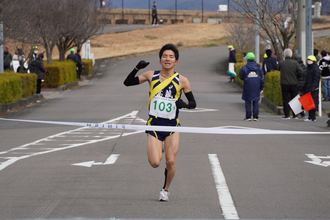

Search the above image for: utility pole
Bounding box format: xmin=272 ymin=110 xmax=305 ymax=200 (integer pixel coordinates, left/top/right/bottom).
xmin=148 ymin=0 xmax=150 ymax=23
xmin=122 ymin=0 xmax=124 ymax=24
xmin=255 ymin=0 xmax=259 ymax=63
xmin=305 ymin=0 xmax=312 ymax=57
xmin=296 ymin=0 xmax=306 ymax=62
xmin=0 ymin=22 xmax=3 ymax=73
xmin=175 ymin=0 xmax=177 ymax=23
xmin=202 ymin=0 xmax=204 ymax=23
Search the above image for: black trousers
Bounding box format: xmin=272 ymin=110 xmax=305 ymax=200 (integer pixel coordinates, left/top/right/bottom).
xmin=281 ymin=84 xmax=298 ymax=117
xmin=152 ymin=15 xmax=158 ymax=24
xmin=36 ymin=79 xmax=42 ymax=94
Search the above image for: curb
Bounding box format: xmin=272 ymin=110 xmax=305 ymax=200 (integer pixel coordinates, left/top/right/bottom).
xmin=0 ymin=94 xmax=44 ymax=115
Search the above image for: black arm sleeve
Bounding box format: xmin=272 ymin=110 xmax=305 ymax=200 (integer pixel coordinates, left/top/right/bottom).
xmin=123 ymin=68 xmax=140 ymax=86
xmin=185 ymin=91 xmax=196 ymax=109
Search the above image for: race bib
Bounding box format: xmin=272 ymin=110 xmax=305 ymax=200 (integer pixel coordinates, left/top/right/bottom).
xmin=149 ymin=96 xmax=177 ymax=119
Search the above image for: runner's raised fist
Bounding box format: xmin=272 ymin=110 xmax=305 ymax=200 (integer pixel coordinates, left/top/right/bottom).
xmin=136 ymin=60 xmax=150 ymax=70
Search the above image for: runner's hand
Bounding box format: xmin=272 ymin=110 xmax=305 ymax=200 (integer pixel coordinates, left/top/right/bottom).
xmin=136 ymin=60 xmax=150 ymax=70
xmin=176 ymin=99 xmax=187 ymax=109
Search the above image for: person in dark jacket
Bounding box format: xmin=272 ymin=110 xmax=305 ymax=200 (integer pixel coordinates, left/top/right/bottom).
xmin=151 ymin=1 xmax=158 ymax=25
xmin=227 ymin=45 xmax=237 ymax=83
xmin=262 ymin=49 xmax=278 ymax=75
xmin=277 ymin=48 xmax=304 ymax=119
xmin=28 ymin=46 xmax=38 ymax=73
xmin=66 ymin=48 xmax=77 ymax=63
xmin=34 ymin=53 xmax=46 ymax=94
xmin=319 ymin=50 xmax=330 ymax=101
xmin=293 ymin=54 xmax=307 ymax=118
xmin=3 ymin=47 xmax=13 ymax=71
xmin=301 ymin=55 xmax=320 ymax=122
xmin=239 ymin=52 xmax=264 ymax=121
xmin=75 ymin=48 xmax=84 ymax=81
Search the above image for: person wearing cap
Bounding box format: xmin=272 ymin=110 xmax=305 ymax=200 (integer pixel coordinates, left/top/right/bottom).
xmin=300 ymin=55 xmax=321 ymax=122
xmin=227 ymin=45 xmax=237 ymax=83
xmin=318 ymin=50 xmax=330 ymax=101
xmin=239 ymin=52 xmax=264 ymax=121
xmin=66 ymin=48 xmax=77 ymax=63
xmin=262 ymin=49 xmax=278 ymax=75
xmin=75 ymin=48 xmax=84 ymax=81
xmin=277 ymin=48 xmax=304 ymax=119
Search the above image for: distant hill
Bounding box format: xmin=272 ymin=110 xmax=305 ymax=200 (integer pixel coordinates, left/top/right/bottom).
xmin=110 ymin=0 xmax=229 ymax=12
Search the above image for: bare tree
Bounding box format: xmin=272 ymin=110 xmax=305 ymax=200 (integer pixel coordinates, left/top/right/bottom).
xmin=1 ymin=0 xmax=32 ymax=46
xmin=56 ymin=0 xmax=104 ymax=61
xmin=229 ymin=0 xmax=296 ymax=60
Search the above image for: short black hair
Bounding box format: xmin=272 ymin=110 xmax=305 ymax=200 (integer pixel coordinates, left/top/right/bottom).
xmin=159 ymin=44 xmax=179 ymax=60
xmin=314 ymin=49 xmax=319 ymax=56
xmin=266 ymin=49 xmax=272 ymax=57
xmin=321 ymin=50 xmax=327 ymax=57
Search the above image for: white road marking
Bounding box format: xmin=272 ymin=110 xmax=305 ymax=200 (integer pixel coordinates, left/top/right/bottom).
xmin=305 ymin=154 xmax=330 ymax=167
xmin=72 ymin=154 xmax=120 ymax=167
xmin=208 ymin=154 xmax=239 ymax=219
xmin=0 ymin=111 xmax=146 ymax=171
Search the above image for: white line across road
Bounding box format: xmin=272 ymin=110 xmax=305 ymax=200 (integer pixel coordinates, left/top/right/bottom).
xmin=0 ymin=111 xmax=146 ymax=171
xmin=1 ymin=117 xmax=330 ymax=135
xmin=208 ymin=154 xmax=239 ymax=219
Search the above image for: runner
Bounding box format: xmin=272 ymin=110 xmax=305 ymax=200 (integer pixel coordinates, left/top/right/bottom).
xmin=124 ymin=43 xmax=196 ymax=201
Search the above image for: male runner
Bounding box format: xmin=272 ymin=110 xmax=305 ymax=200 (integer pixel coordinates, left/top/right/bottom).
xmin=124 ymin=43 xmax=196 ymax=201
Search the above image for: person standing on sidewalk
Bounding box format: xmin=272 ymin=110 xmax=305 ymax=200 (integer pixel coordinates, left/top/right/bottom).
xmin=3 ymin=47 xmax=12 ymax=71
xmin=123 ymin=43 xmax=196 ymax=201
xmin=239 ymin=52 xmax=264 ymax=121
xmin=277 ymin=48 xmax=304 ymax=119
xmin=227 ymin=45 xmax=237 ymax=83
xmin=34 ymin=53 xmax=46 ymax=94
xmin=293 ymin=54 xmax=307 ymax=119
xmin=301 ymin=55 xmax=321 ymax=122
xmin=75 ymin=49 xmax=84 ymax=81
xmin=151 ymin=1 xmax=158 ymax=25
xmin=319 ymin=50 xmax=330 ymax=101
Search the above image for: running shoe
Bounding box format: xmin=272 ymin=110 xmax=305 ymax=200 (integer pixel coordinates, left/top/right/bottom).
xmin=243 ymin=118 xmax=252 ymax=121
xmin=304 ymin=118 xmax=316 ymax=122
xmin=281 ymin=116 xmax=290 ymax=120
xmin=159 ymin=189 xmax=169 ymax=201
xmin=253 ymin=118 xmax=258 ymax=121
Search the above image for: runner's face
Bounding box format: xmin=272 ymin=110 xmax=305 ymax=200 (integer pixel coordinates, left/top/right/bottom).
xmin=160 ymin=50 xmax=178 ymax=69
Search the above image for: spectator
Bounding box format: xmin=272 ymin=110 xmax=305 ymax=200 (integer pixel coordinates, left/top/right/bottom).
xmin=277 ymin=48 xmax=304 ymax=119
xmin=319 ymin=50 xmax=330 ymax=101
xmin=242 ymin=52 xmax=247 ymax=63
xmin=293 ymin=54 xmax=307 ymax=118
xmin=227 ymin=45 xmax=237 ymax=83
xmin=34 ymin=53 xmax=46 ymax=94
xmin=75 ymin=48 xmax=84 ymax=81
xmin=151 ymin=1 xmax=158 ymax=25
xmin=262 ymin=49 xmax=278 ymax=75
xmin=29 ymin=46 xmax=38 ymax=73
xmin=301 ymin=55 xmax=321 ymax=122
xmin=66 ymin=48 xmax=77 ymax=62
xmin=314 ymin=49 xmax=321 ymax=62
xmin=3 ymin=47 xmax=13 ymax=71
xmin=239 ymin=52 xmax=264 ymax=121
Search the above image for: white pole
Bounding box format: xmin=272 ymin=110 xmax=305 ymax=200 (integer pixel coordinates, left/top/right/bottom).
xmin=255 ymin=1 xmax=259 ymax=63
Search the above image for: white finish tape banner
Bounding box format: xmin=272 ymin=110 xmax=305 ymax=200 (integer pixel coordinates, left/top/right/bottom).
xmin=1 ymin=118 xmax=330 ymax=135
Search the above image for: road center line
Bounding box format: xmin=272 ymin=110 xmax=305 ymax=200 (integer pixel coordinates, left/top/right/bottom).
xmin=208 ymin=154 xmax=239 ymax=219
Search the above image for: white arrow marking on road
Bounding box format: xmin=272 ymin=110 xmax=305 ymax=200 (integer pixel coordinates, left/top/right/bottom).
xmin=72 ymin=154 xmax=120 ymax=167
xmin=305 ymin=154 xmax=330 ymax=167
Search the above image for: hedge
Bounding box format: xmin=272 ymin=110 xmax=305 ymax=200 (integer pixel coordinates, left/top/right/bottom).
xmin=43 ymin=60 xmax=76 ymax=88
xmin=82 ymin=59 xmax=93 ymax=76
xmin=234 ymin=63 xmax=283 ymax=106
xmin=0 ymin=72 xmax=37 ymax=105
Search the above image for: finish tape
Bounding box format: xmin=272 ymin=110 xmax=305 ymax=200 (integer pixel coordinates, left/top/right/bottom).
xmin=1 ymin=118 xmax=330 ymax=135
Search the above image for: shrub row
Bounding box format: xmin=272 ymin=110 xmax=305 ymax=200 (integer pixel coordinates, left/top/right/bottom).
xmin=234 ymin=62 xmax=283 ymax=106
xmin=0 ymin=59 xmax=94 ymax=105
xmin=0 ymin=72 xmax=37 ymax=105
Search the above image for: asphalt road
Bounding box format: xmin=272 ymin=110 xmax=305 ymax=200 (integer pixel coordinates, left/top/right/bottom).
xmin=0 ymin=46 xmax=330 ymax=220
